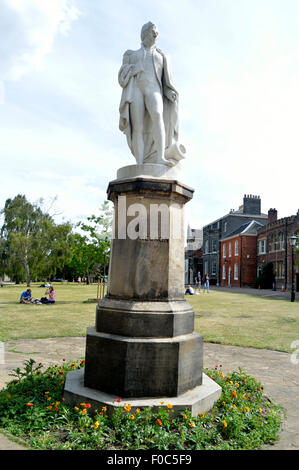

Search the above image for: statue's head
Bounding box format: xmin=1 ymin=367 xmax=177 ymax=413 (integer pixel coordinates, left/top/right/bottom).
xmin=141 ymin=22 xmax=158 ymax=46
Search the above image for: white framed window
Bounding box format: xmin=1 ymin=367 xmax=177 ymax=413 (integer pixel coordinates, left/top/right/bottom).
xmin=224 ymin=222 xmax=227 ymax=232
xmin=234 ymin=240 xmax=239 ymax=256
xmin=212 ymin=239 xmax=217 ymax=253
xmin=234 ymin=263 xmax=238 ymax=280
xmin=223 ymin=243 xmax=226 ymax=258
xmin=228 ymin=242 xmax=232 ymax=257
xmin=258 ymin=239 xmax=266 ymax=254
xmin=205 ymin=240 xmax=209 ymax=254
xmin=222 ymin=265 xmax=226 ymax=280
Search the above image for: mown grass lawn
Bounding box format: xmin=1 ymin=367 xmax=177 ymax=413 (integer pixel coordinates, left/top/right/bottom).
xmin=190 ymin=290 xmax=299 ymax=353
xmin=0 ymin=283 xmax=99 ymax=342
xmin=0 ymin=283 xmax=298 ymax=353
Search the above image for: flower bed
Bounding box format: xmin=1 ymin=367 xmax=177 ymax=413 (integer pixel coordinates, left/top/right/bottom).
xmin=0 ymin=359 xmax=283 ymax=450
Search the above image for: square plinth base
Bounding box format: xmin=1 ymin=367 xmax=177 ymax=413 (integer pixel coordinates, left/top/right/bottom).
xmin=63 ymin=368 xmax=222 ymax=418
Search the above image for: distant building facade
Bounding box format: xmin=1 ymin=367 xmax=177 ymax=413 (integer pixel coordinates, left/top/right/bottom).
xmin=257 ymin=209 xmax=299 ymax=291
xmin=202 ymin=195 xmax=268 ymax=285
xmin=185 ymin=226 xmax=203 ymax=285
xmin=220 ymin=220 xmax=264 ymax=287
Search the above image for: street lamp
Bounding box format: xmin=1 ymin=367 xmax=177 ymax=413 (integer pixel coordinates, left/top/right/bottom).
xmin=289 ymin=235 xmax=297 ymax=302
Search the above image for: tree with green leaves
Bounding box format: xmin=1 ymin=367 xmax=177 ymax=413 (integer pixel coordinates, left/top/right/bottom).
xmin=67 ymin=201 xmax=113 ymax=284
xmin=0 ymin=195 xmax=73 ymax=286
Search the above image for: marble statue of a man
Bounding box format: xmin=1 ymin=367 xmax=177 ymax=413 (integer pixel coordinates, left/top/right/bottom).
xmin=118 ymin=22 xmax=181 ymax=166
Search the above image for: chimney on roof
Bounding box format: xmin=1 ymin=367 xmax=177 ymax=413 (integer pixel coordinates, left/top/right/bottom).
xmin=268 ymin=208 xmax=278 ymax=224
xmin=243 ymin=194 xmax=261 ymax=215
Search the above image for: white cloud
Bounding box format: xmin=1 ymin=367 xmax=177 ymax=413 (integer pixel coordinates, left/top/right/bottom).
xmin=1 ymin=0 xmax=80 ymax=80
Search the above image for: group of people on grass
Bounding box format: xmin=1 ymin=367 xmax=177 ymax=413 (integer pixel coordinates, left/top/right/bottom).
xmin=19 ymin=285 xmax=56 ymax=305
xmin=185 ymin=272 xmax=210 ymax=295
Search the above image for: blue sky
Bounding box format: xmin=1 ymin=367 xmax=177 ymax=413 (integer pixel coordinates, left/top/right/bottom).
xmin=1 ymin=0 xmax=299 ymax=232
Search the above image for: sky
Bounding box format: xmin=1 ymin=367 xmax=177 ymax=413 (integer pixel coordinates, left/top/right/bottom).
xmin=1 ymin=0 xmax=299 ymax=234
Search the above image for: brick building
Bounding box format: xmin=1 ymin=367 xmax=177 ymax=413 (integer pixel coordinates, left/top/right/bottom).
xmin=220 ymin=220 xmax=264 ymax=287
xmin=257 ymin=209 xmax=299 ymax=291
xmin=202 ymin=195 xmax=268 ymax=285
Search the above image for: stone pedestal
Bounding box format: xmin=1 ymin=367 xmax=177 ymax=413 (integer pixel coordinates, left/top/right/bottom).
xmin=64 ymin=175 xmax=221 ymax=414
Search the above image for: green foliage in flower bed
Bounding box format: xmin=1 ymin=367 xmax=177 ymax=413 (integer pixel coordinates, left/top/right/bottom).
xmin=0 ymin=359 xmax=283 ymax=450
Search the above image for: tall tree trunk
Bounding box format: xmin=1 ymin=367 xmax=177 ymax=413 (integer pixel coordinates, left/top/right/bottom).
xmin=24 ymin=249 xmax=30 ymax=287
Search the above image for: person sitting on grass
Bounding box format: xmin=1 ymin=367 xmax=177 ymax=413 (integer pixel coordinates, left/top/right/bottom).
xmin=41 ymin=286 xmax=56 ymax=304
xmin=19 ymin=289 xmax=33 ymax=304
xmin=185 ymin=285 xmax=194 ymax=295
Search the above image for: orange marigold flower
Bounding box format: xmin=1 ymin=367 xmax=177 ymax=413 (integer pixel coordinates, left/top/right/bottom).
xmin=189 ymin=422 xmax=195 ymax=428
xmin=200 ymin=413 xmax=205 ymax=418
xmin=156 ymin=419 xmax=162 ymax=426
xmin=166 ymin=403 xmax=173 ymax=409
xmin=7 ymin=393 xmax=11 ymax=398
xmin=124 ymin=404 xmax=131 ymax=412
xmin=47 ymin=406 xmax=52 ymax=410
xmin=130 ymin=414 xmax=135 ymax=420
xmin=223 ymin=420 xmax=228 ymax=428
xmin=232 ymin=391 xmax=237 ymax=398
xmin=93 ymin=421 xmax=99 ymax=429
xmin=80 ymin=409 xmax=87 ymax=415
xmin=84 ymin=403 xmax=91 ymax=409
xmin=259 ymin=408 xmax=263 ymax=413
xmin=245 ymin=406 xmax=250 ymax=412
xmin=183 ymin=414 xmax=188 ymax=420
xmin=74 ymin=407 xmax=79 ymax=412
xmin=26 ymin=403 xmax=34 ymax=407
xmin=136 ymin=408 xmax=140 ymax=414
xmin=102 ymin=406 xmax=107 ymax=412
xmin=160 ymin=401 xmax=165 ymax=405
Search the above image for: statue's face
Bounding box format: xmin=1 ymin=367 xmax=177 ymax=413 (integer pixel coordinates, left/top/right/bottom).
xmin=143 ymin=24 xmax=158 ymax=46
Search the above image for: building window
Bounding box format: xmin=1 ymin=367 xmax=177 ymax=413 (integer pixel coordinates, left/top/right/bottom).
xmin=228 ymin=242 xmax=232 ymax=257
xmin=234 ymin=263 xmax=238 ymax=280
xmin=205 ymin=240 xmax=209 ymax=254
xmin=204 ymin=261 xmax=208 ymax=275
xmin=224 ymin=222 xmax=227 ymax=232
xmin=234 ymin=240 xmax=239 ymax=256
xmin=223 ymin=244 xmax=226 ymax=258
xmin=278 ymin=232 xmax=284 ymax=251
xmin=222 ymin=265 xmax=226 ymax=280
xmin=274 ymin=261 xmax=285 ymax=278
xmin=258 ymin=239 xmax=266 ymax=254
xmin=212 ymin=239 xmax=217 ymax=253
xmin=212 ymin=262 xmax=216 ymax=276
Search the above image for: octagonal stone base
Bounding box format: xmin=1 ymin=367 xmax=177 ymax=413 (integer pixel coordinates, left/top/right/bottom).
xmin=64 ymin=368 xmax=222 ymax=418
xmin=84 ymin=326 xmax=203 ymax=398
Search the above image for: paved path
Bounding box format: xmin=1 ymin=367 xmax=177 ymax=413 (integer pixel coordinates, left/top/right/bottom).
xmin=210 ymin=285 xmax=299 ymax=301
xmin=0 ymin=337 xmax=298 ymax=450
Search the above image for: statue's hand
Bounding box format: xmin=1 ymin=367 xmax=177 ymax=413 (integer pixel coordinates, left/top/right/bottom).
xmin=165 ymin=88 xmax=177 ymax=103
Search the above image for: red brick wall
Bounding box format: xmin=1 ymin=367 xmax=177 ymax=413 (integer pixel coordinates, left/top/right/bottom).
xmin=240 ymin=236 xmax=258 ymax=286
xmin=221 ymin=235 xmax=258 ymax=287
